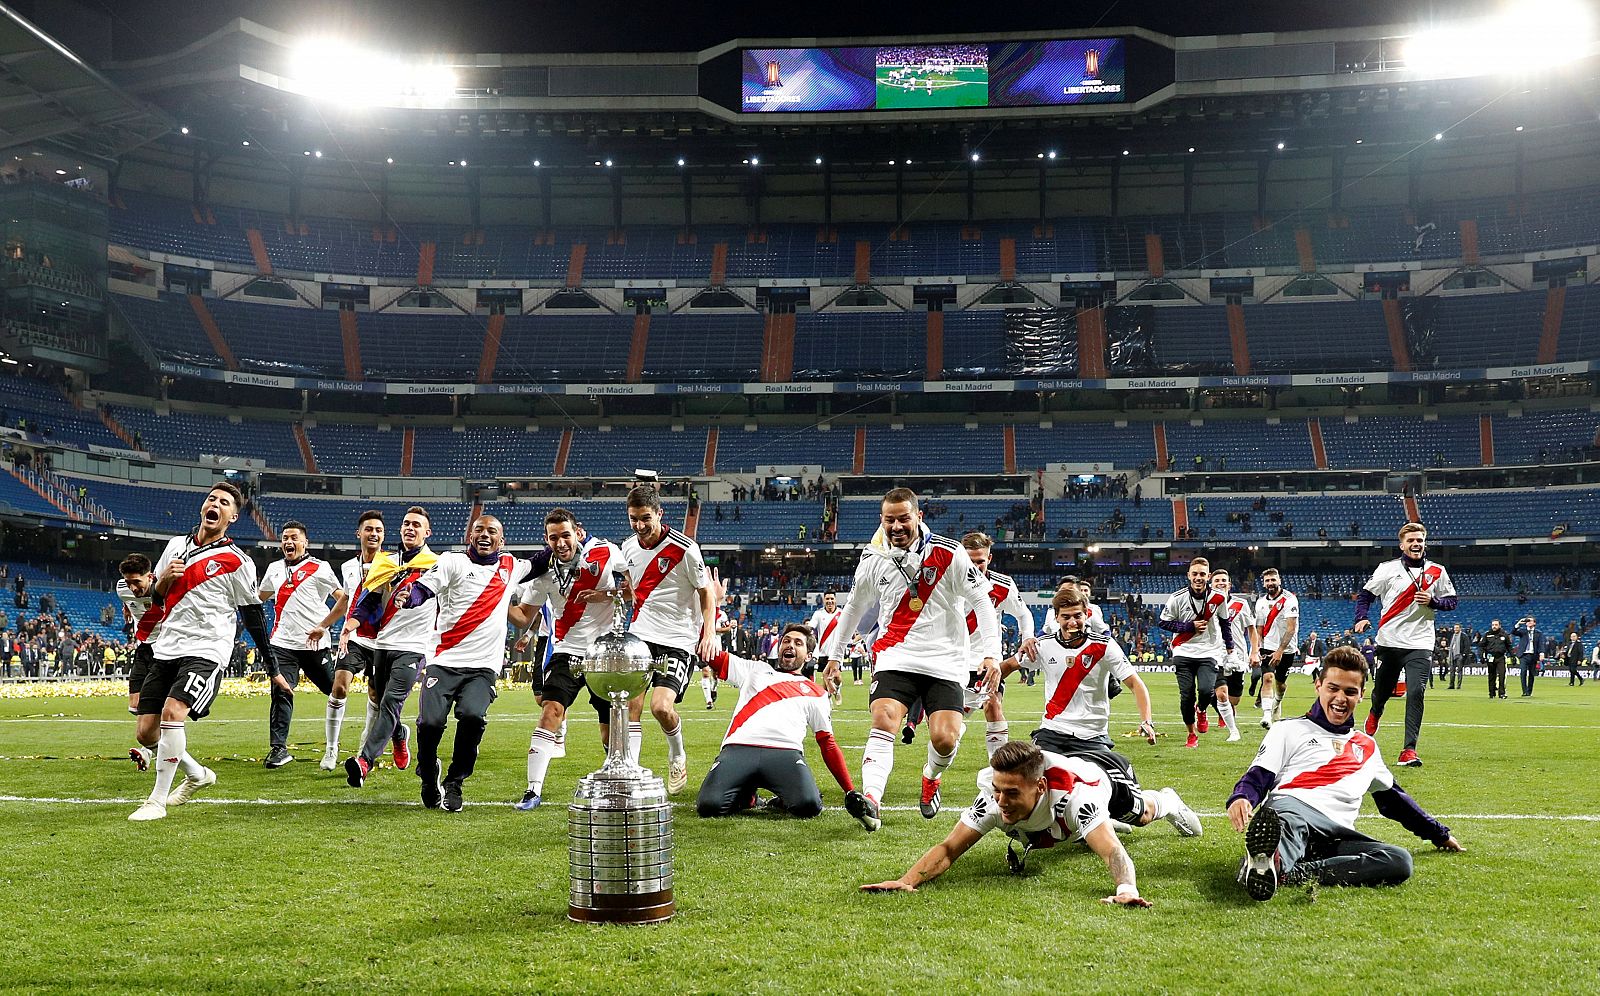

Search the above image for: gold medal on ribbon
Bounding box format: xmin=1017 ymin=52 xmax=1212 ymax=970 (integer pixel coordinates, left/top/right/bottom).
xmin=909 ymin=597 xmax=924 ymax=612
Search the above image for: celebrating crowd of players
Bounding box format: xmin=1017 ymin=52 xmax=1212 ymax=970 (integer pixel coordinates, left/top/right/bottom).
xmin=113 ymin=480 xmax=1465 ymax=904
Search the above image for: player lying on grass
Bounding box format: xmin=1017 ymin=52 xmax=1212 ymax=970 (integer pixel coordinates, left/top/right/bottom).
xmin=860 ymin=740 xmax=1204 ymax=906
xmin=1228 ymin=646 xmax=1464 ymax=901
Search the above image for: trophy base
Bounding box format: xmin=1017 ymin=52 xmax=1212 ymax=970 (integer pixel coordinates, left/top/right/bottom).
xmin=567 ymin=890 xmax=674 ymax=925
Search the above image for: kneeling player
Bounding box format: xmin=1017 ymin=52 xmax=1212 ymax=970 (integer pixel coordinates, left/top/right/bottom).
xmin=860 ymin=741 xmax=1158 ymax=905
xmin=695 ymin=624 xmax=861 ymax=819
xmin=1227 ymin=647 xmax=1464 ymax=901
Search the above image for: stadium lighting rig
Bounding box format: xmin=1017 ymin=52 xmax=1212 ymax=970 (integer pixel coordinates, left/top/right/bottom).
xmin=1402 ymin=0 xmax=1596 ymax=79
xmin=287 ymin=38 xmax=458 ymax=107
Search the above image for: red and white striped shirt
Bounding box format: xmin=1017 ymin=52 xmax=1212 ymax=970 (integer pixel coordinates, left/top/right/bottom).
xmin=420 ymin=550 xmax=533 ymax=672
xmin=340 ymin=555 xmax=378 ymax=650
xmin=709 ymin=651 xmax=834 ymax=750
xmin=115 ymin=578 xmax=165 ymax=647
xmin=1036 ymin=634 xmax=1135 ymax=740
xmin=1257 ymin=717 xmax=1393 ymax=830
xmin=514 ymin=538 xmax=625 ymax=656
xmin=621 ymin=528 xmax=708 ymax=654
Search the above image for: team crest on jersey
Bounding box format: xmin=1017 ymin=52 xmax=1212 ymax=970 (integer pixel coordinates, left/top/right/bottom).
xmin=921 ymin=566 xmax=938 ymax=586
xmin=498 ymin=567 xmax=511 ymax=583
xmin=205 ymin=561 xmax=221 ymax=577
xmin=1349 ymin=740 xmax=1366 ymax=763
xmin=586 ymin=560 xmax=601 ymax=577
xmin=657 ymin=556 xmax=673 ymax=574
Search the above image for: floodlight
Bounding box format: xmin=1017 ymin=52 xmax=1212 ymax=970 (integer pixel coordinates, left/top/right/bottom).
xmin=814 ymin=156 xmax=823 ymax=165
xmin=970 ymin=152 xmax=980 ymax=162
xmin=1276 ymin=141 xmax=1286 ymax=150
xmin=1047 ymin=150 xmax=1057 ymax=159
xmin=1402 ymin=1 xmax=1595 ymax=80
xmin=289 ymin=38 xmax=458 ymax=108
xmin=180 ymin=126 xmax=189 ymax=135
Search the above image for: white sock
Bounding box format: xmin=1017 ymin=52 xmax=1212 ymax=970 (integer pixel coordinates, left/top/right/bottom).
xmin=527 ymin=727 xmax=558 ymax=794
xmin=626 ymin=722 xmax=643 ymax=765
xmin=151 ymin=722 xmax=184 ymax=803
xmin=1217 ymin=699 xmax=1237 ymax=730
xmin=862 ymin=728 xmax=896 ymax=803
xmin=1262 ymin=694 xmax=1276 ymax=718
xmin=700 ymin=677 xmax=713 ymax=704
xmin=553 ymin=719 xmax=567 ymax=758
xmin=984 ymin=721 xmax=1009 ymax=759
xmin=923 ymin=741 xmax=957 ymax=782
xmin=664 ymin=722 xmax=686 ymax=763
xmin=178 ymin=750 xmax=204 ymax=778
xmin=325 ymin=695 xmax=346 ymax=751
xmin=1146 ymin=788 xmax=1172 ymax=821
xmin=361 ymin=698 xmax=378 ymax=747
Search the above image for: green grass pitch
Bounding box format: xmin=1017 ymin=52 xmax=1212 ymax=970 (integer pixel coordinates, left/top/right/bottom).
xmin=1 ymin=676 xmax=1596 ymax=992
xmin=875 ymin=66 xmax=988 ymax=110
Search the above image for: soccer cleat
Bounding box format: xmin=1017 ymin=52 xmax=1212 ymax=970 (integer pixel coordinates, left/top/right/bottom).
xmin=1183 ymin=733 xmax=1199 ymax=749
xmin=1261 ymin=714 xmax=1272 ymax=730
xmin=1226 ymin=724 xmax=1242 ymax=743
xmin=345 ymin=755 xmax=370 ymax=788
xmin=442 ymin=779 xmax=464 ymax=813
xmin=128 ymin=801 xmax=167 ymax=822
xmin=129 ymin=747 xmax=152 ymax=772
xmin=264 ymin=746 xmax=293 ymax=769
xmin=1240 ymin=803 xmax=1284 ymax=901
xmin=319 ymin=747 xmax=339 ymax=771
xmin=844 ymin=790 xmax=881 ymax=832
xmin=1161 ymin=787 xmax=1204 ymax=837
xmin=391 ymin=724 xmax=411 ymax=771
xmin=514 ymin=790 xmax=543 ymax=811
xmin=1396 ymin=748 xmax=1422 ymax=767
xmin=421 ymin=775 xmax=443 ymax=809
xmin=1196 ymin=713 xmax=1210 ymax=734
xmin=901 ymin=724 xmax=915 ymax=745
xmin=667 ymin=757 xmax=689 ymax=794
xmin=705 ymin=700 xmax=714 ymax=710
xmin=1218 ymin=714 xmax=1228 ymax=729
xmin=711 ymin=688 xmax=718 ymax=704
xmin=166 ymin=766 xmax=216 ymax=807
xmin=1364 ymin=712 xmax=1379 ymax=736
xmin=919 ymin=775 xmax=942 ymax=819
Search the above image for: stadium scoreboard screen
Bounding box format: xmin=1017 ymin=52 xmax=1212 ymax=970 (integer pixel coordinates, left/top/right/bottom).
xmin=741 ymin=39 xmax=1127 ymax=112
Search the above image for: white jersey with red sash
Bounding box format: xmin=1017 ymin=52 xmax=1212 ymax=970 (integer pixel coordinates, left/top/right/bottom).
xmin=808 ymin=607 xmax=845 ymax=653
xmin=823 ymin=528 xmax=999 ymax=684
xmin=1042 ymin=601 xmax=1108 ymax=640
xmin=514 ymin=538 xmax=625 ymax=656
xmin=960 ymin=751 xmax=1113 ymax=846
xmin=116 ymin=579 xmax=166 ymax=647
xmin=1221 ymin=595 xmax=1255 ymax=673
xmin=150 ymin=533 xmax=260 ymax=667
xmin=341 ymin=555 xmax=379 ymax=650
xmin=1254 ymin=590 xmax=1300 ymax=654
xmin=373 ymin=551 xmax=438 ymax=655
xmin=1036 ymin=634 xmax=1135 ymax=740
xmin=1362 ymin=559 xmax=1455 ymax=651
xmin=621 ymin=527 xmax=708 ymax=654
xmin=708 ymin=651 xmax=833 ymax=750
xmin=1257 ymin=716 xmax=1393 ymax=830
xmin=1162 ymin=586 xmax=1229 ymax=661
xmin=965 ymin=570 xmax=1035 ymax=660
xmin=420 ymin=551 xmax=532 ymax=673
xmin=261 ymin=556 xmax=339 ymax=651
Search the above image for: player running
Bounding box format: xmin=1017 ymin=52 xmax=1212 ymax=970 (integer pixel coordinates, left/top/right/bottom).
xmin=961 ymin=531 xmax=1038 ymax=759
xmin=314 ymin=510 xmax=382 ymax=770
xmin=1157 ymin=557 xmax=1233 ymax=749
xmin=258 ymin=521 xmax=342 ymax=770
xmin=1210 ymin=569 xmax=1257 ymax=743
xmin=1253 ymin=568 xmax=1301 ymax=729
xmin=116 ymin=553 xmax=166 ymax=772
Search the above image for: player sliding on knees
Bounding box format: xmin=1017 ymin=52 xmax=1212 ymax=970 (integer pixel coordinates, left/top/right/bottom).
xmin=859 ymin=741 xmax=1154 ymax=906
xmin=695 ymin=622 xmax=863 ymax=819
xmin=821 ymin=488 xmax=1001 ymax=832
xmin=1228 ymin=646 xmax=1464 ymax=901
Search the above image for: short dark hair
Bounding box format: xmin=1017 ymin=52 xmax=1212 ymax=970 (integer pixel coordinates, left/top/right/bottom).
xmin=1320 ymin=646 xmax=1368 ymax=685
xmin=118 ymin=554 xmax=151 ymax=576
xmin=546 ymin=507 xmax=577 ymax=527
xmin=209 ymin=481 xmax=244 ymax=507
xmin=357 ymin=509 xmax=385 ymax=527
xmin=989 ymin=740 xmax=1045 ymax=782
xmin=404 ymin=505 xmax=430 ymax=524
xmin=280 ymin=520 xmax=309 ymax=540
xmin=781 ymin=623 xmax=816 ymax=652
xmin=627 ymin=486 xmax=663 ymax=512
xmin=883 ymin=487 xmax=919 ymax=508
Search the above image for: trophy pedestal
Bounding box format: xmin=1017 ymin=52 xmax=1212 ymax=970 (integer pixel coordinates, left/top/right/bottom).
xmin=567 ymin=765 xmax=674 ymax=924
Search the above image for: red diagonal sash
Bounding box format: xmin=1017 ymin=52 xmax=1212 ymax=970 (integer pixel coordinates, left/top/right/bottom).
xmin=872 ymin=545 xmax=955 ymax=654
xmin=554 ymin=546 xmax=609 ymax=641
xmin=1262 ymin=597 xmax=1285 ymax=638
xmin=437 ymin=554 xmax=513 ymax=654
xmin=1281 ymin=733 xmax=1377 ymax=790
xmin=1378 ymin=565 xmax=1442 ymax=630
xmin=134 ymin=600 xmax=165 ymax=643
xmin=630 ymin=540 xmax=686 ymax=622
xmin=271 ymin=561 xmax=320 ymax=638
xmin=1044 ymin=641 xmax=1107 ymax=719
xmin=376 ymin=567 xmax=427 ymax=632
xmin=726 ymin=676 xmax=825 ymax=739
xmin=164 ymin=549 xmax=244 ymax=613
xmin=818 ymin=612 xmax=840 ymax=649
xmin=1172 ymin=590 xmax=1224 ymax=649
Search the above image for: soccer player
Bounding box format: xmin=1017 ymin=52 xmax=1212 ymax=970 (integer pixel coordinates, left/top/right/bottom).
xmin=859 ymin=741 xmax=1165 ymax=905
xmin=1158 ymin=557 xmax=1233 ymax=749
xmin=807 ymin=590 xmax=844 ymax=701
xmin=344 ymin=506 xmax=438 ymax=787
xmin=507 ymin=508 xmax=625 ymax=810
xmin=1254 ymin=567 xmax=1301 ymax=729
xmin=961 ymin=531 xmax=1038 ymax=759
xmin=1227 ymin=647 xmax=1464 ymax=901
xmin=129 ymin=482 xmax=278 ymax=822
xmin=257 ymin=521 xmax=342 ymax=769
xmin=699 ymin=592 xmax=736 ymax=707
xmin=315 ymin=510 xmax=383 ymax=770
xmin=1040 ymin=576 xmax=1109 ymax=640
xmin=820 ymin=488 xmax=1000 ymax=831
xmin=1353 ymin=522 xmax=1457 ymax=767
xmin=116 ymin=553 xmax=166 ymax=771
xmin=695 ymin=623 xmax=862 ymax=819
xmin=1210 ymin=569 xmax=1257 ymax=743
xmin=619 ymin=485 xmax=718 ymax=794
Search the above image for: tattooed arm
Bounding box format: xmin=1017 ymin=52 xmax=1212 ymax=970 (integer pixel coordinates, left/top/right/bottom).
xmin=1083 ymin=821 xmax=1152 ymax=907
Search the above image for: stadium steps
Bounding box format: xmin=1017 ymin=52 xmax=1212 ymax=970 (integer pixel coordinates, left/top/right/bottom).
xmin=565 ymin=243 xmax=586 ymax=288
xmin=475 ymin=312 xmax=505 ymax=384
xmin=1536 ymin=285 xmax=1566 ymax=364
xmin=245 ymin=228 xmax=273 ymax=275
xmin=1381 ymin=298 xmax=1412 ymax=372
xmin=554 ymin=428 xmax=573 ymax=476
xmin=925 ymin=311 xmax=944 ymax=378
xmin=1309 ymin=418 xmax=1329 ymax=469
xmin=853 ymin=241 xmax=871 ymax=285
xmin=416 ymin=242 xmax=436 ymax=286
xmin=186 ymin=294 xmax=238 ymax=370
xmin=853 ymin=427 xmax=867 ymax=475
xmin=1078 ymin=306 xmax=1108 ymax=378
xmin=293 ymin=423 xmax=319 ymax=474
xmin=1172 ymin=497 xmax=1189 ymax=535
xmin=1459 ymin=219 xmax=1480 ymax=265
xmin=999 ymin=238 xmax=1016 ymax=282
xmin=1143 ymin=234 xmax=1165 ymax=278
xmin=710 ymin=242 xmax=728 ymax=286
xmin=703 ymin=427 xmax=718 ymax=476
xmin=1003 ymin=425 xmax=1017 ymax=474
xmin=760 ymin=312 xmax=796 ymax=382
xmin=1480 ymin=414 xmax=1495 ymax=467
xmin=1226 ymin=303 xmax=1251 ymax=375
xmin=1294 ymin=228 xmax=1315 ymax=272
xmin=1404 ymin=492 xmax=1422 ymax=522
xmin=1153 ymin=422 xmax=1169 ymax=471
xmin=400 ymin=428 xmax=415 ymax=476
xmin=338 ymin=309 xmax=364 ymax=382
xmin=626 ymin=313 xmax=651 ymax=383
xmin=250 ymin=503 xmax=277 ymax=543
xmin=682 ymin=499 xmax=700 ymax=540
xmin=98 ymin=408 xmax=136 ymax=448
xmin=3 ymin=465 xmax=78 ymax=521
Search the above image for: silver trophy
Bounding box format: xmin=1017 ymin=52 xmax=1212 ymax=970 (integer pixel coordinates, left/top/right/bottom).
xmin=568 ymin=592 xmax=675 ymax=925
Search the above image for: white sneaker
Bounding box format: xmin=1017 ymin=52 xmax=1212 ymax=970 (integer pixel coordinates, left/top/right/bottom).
xmin=1161 ymin=787 xmax=1204 ymax=837
xmin=1227 ymin=725 xmax=1242 ymax=743
xmin=319 ymin=747 xmax=339 ymax=771
xmin=166 ymin=766 xmax=216 ymax=807
xmin=1111 ymin=820 xmax=1135 ymax=836
xmin=667 ymin=757 xmax=688 ymax=794
xmin=128 ymin=800 xmax=167 ymax=822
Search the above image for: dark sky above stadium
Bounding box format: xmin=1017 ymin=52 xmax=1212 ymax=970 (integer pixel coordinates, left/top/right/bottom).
xmin=28 ymin=0 xmax=1506 ymax=63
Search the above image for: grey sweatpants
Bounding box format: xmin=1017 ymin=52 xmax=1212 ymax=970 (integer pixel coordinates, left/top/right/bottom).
xmin=1272 ymin=796 xmax=1413 ymax=887
xmin=695 ymin=745 xmax=822 ymax=819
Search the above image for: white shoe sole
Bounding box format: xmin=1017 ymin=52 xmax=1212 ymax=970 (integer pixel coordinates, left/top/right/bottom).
xmin=128 ymin=803 xmax=166 ymax=822
xmin=167 ymin=769 xmax=216 ymax=807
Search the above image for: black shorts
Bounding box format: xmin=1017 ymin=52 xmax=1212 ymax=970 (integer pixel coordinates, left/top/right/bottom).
xmin=1272 ymin=651 xmax=1302 ymax=684
xmin=542 ymin=652 xmax=613 ymax=722
xmin=870 ymin=669 xmax=964 ymax=715
xmin=128 ymin=643 xmax=154 ymax=696
xmin=336 ymin=641 xmax=377 ymax=676
xmin=1030 ymin=733 xmax=1145 ymax=823
xmin=1218 ymin=671 xmax=1244 ymax=698
xmin=643 ymin=640 xmax=693 ymax=702
xmin=417 ymin=665 xmax=498 ymax=726
xmin=138 ymin=655 xmax=225 ymax=720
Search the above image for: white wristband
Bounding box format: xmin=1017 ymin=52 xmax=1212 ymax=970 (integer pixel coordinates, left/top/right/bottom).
xmin=1116 ymin=883 xmax=1138 ymax=898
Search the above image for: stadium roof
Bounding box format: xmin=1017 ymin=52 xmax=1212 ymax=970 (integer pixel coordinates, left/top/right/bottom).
xmin=0 ymin=4 xmax=171 ymax=159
